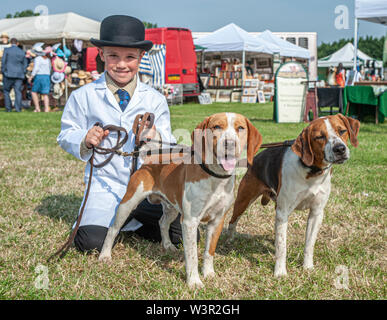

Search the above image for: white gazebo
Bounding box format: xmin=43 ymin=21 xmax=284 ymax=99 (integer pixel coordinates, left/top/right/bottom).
xmin=318 ymin=42 xmax=383 ymax=68
xmin=353 ymin=0 xmax=387 ymax=69
xmin=255 ymin=30 xmax=310 ymax=59
xmin=194 ymin=23 xmax=280 ymax=80
xmin=0 ymin=12 xmax=100 ymax=44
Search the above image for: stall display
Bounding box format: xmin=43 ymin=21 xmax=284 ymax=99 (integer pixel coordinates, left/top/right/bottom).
xmin=162 ymin=83 xmax=183 ymax=105
xmin=274 ymin=61 xmax=308 ymax=123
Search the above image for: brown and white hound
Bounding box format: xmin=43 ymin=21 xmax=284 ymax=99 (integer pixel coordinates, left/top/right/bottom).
xmin=99 ymin=113 xmax=262 ymax=288
xmin=227 ymin=114 xmax=360 ymax=277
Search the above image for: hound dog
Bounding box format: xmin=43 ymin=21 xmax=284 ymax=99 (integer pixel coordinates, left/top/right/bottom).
xmin=99 ymin=113 xmax=262 ymax=288
xmin=227 ymin=114 xmax=360 ymax=277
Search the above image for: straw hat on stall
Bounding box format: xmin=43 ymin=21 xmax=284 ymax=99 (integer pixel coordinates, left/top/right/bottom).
xmin=52 ymin=83 xmax=64 ymax=99
xmin=77 ymin=70 xmax=87 ymax=79
xmin=65 ymin=66 xmax=72 ymax=74
xmin=1 ymin=32 xmax=9 ymax=40
xmin=52 ymin=56 xmax=67 ymax=73
xmin=51 ymin=71 xmax=65 ymax=84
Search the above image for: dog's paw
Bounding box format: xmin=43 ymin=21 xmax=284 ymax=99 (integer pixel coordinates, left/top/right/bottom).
xmin=203 ymin=270 xmax=216 ymax=279
xmin=274 ymin=268 xmax=287 ymax=278
xmin=187 ymin=278 xmax=204 ymax=289
xmin=162 ymin=242 xmax=178 ymax=252
xmin=98 ymin=254 xmax=112 ymax=264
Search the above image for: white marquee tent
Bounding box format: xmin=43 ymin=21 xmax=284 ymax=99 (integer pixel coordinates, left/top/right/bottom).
xmin=194 ymin=23 xmax=281 ymax=80
xmin=194 ymin=23 xmax=280 ymax=54
xmin=0 ymin=12 xmax=100 ymax=44
xmin=256 ymin=30 xmax=310 ymax=59
xmin=318 ymin=42 xmax=382 ymax=68
xmin=353 ymin=0 xmax=387 ymax=69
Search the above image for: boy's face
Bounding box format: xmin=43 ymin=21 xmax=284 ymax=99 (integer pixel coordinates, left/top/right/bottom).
xmin=99 ymin=46 xmax=145 ymax=86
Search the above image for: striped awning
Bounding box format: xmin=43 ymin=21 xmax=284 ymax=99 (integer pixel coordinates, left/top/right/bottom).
xmin=139 ymin=44 xmax=166 ymax=88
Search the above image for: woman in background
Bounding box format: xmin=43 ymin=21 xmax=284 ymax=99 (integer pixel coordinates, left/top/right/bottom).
xmin=335 ymin=63 xmax=346 ymax=87
xmin=28 ymin=44 xmax=52 ymax=112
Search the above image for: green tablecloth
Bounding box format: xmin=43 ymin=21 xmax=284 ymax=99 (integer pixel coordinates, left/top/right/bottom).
xmin=342 ymin=86 xmax=386 ymax=123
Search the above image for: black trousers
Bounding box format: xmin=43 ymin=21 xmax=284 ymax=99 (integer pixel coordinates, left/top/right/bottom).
xmin=74 ymin=199 xmax=187 ymax=253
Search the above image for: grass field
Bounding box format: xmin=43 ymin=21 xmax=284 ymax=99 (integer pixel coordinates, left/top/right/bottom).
xmin=0 ymin=102 xmax=386 ymax=299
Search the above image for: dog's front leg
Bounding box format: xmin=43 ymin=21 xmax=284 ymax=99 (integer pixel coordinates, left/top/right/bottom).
xmin=303 ymin=206 xmax=324 ymax=270
xmin=99 ymin=185 xmax=149 ymax=263
xmin=159 ymin=203 xmax=179 ymax=251
xmin=274 ymin=208 xmax=290 ymax=277
xmin=203 ymin=212 xmax=227 ymax=279
xmin=182 ymin=218 xmax=203 ymax=288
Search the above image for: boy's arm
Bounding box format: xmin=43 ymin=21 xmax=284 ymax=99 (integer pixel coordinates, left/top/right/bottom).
xmin=57 ymin=92 xmax=92 ymax=162
xmin=153 ymin=96 xmax=176 ymax=144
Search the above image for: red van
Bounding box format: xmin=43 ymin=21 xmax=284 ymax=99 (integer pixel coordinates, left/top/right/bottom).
xmin=145 ymin=27 xmax=200 ymax=97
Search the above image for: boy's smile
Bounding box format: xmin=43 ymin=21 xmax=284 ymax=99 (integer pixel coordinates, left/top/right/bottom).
xmin=99 ymin=46 xmax=145 ymax=87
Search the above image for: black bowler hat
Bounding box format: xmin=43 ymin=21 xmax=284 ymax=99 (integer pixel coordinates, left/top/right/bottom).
xmin=90 ymin=15 xmax=153 ymax=51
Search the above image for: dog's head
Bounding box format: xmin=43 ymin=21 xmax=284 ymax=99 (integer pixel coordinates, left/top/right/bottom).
xmin=292 ymin=114 xmax=360 ymax=168
xmin=191 ymin=113 xmax=262 ymax=173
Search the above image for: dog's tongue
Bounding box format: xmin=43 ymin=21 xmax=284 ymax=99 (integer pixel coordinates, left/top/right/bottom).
xmin=220 ymin=158 xmax=237 ymax=171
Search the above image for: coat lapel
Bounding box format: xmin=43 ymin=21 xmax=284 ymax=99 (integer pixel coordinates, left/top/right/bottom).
xmin=94 ymin=73 xmax=122 ymax=113
xmin=123 ymin=75 xmax=147 ymax=114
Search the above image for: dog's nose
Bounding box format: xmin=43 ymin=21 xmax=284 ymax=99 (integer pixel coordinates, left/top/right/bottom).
xmin=224 ymin=139 xmax=236 ymax=149
xmin=333 ymin=144 xmax=346 ymax=155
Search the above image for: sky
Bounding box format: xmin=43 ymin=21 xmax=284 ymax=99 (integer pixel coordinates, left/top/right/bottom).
xmin=1 ymin=0 xmax=386 ymax=45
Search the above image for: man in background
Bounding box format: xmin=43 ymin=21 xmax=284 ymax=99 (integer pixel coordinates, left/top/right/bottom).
xmin=1 ymin=38 xmax=27 ymax=112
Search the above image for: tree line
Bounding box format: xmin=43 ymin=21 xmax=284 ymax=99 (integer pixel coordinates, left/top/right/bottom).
xmin=318 ymin=36 xmax=385 ymax=61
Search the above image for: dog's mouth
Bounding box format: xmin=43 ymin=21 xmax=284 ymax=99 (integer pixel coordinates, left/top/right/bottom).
xmin=333 ymin=156 xmax=348 ymax=164
xmin=219 ymin=156 xmax=237 ymax=172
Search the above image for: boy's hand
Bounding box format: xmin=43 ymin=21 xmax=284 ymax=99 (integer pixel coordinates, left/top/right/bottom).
xmin=140 ymin=121 xmax=157 ymax=143
xmin=85 ymin=126 xmax=109 ymax=149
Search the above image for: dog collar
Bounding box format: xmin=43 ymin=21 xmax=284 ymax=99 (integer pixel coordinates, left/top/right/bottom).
xmin=299 ymin=159 xmax=332 ymax=177
xmin=199 ymin=163 xmax=232 ymax=179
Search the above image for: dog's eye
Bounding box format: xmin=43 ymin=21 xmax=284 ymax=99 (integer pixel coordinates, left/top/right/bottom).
xmin=339 ymin=129 xmax=347 ymax=136
xmin=237 ymin=126 xmax=245 ymax=131
xmin=213 ymin=125 xmax=222 ymax=130
xmin=315 ymin=135 xmax=326 ymax=140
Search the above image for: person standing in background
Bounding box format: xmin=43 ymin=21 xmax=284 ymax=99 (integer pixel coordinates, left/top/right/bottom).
xmin=1 ymin=38 xmax=27 ymax=112
xmin=0 ymin=32 xmax=11 ymax=51
xmin=335 ymin=63 xmax=346 ymax=88
xmin=28 ymin=44 xmax=52 ymax=112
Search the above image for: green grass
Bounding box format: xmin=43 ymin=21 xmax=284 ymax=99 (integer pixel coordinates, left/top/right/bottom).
xmin=0 ymin=103 xmax=386 ymax=299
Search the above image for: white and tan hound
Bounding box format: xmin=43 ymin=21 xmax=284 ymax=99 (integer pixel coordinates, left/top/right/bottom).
xmin=228 ymin=114 xmax=360 ymax=277
xmin=99 ymin=113 xmax=262 ymax=288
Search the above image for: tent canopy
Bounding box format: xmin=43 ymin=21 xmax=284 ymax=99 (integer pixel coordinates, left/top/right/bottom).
xmin=0 ymin=12 xmax=100 ymax=43
xmin=318 ymin=42 xmax=382 ymax=68
xmin=194 ymin=23 xmax=279 ymax=54
xmin=256 ymin=30 xmax=310 ymax=59
xmin=355 ymin=0 xmax=387 ymax=25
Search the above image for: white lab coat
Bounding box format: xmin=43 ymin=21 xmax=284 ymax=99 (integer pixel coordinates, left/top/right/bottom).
xmin=57 ymin=73 xmax=175 ymax=228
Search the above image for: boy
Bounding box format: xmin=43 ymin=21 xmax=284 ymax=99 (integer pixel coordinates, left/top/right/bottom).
xmin=57 ymin=15 xmax=183 ymax=253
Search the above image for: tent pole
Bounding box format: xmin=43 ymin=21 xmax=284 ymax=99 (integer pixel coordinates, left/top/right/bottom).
xmin=242 ymin=49 xmax=246 ymax=87
xmin=63 ymin=37 xmax=68 ymax=102
xmin=353 ymin=18 xmax=359 ymax=71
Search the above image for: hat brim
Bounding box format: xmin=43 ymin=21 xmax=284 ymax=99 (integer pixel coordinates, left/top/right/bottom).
xmin=90 ymin=38 xmax=153 ymax=51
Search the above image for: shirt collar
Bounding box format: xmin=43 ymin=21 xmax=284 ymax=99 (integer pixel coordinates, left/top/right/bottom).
xmin=105 ymin=71 xmax=137 ymax=98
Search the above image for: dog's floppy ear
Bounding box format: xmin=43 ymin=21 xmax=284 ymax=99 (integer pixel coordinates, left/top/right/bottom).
xmin=191 ymin=117 xmax=210 ymax=161
xmin=191 ymin=116 xmax=210 ymax=144
xmin=291 ymin=126 xmax=314 ymax=166
xmin=336 ymin=114 xmax=360 ymax=147
xmin=245 ymin=118 xmax=262 ymax=166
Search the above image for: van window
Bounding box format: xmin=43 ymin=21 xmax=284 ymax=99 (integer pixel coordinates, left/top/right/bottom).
xmin=298 ymin=37 xmax=309 ymax=49
xmin=286 ymin=37 xmax=296 ymax=45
